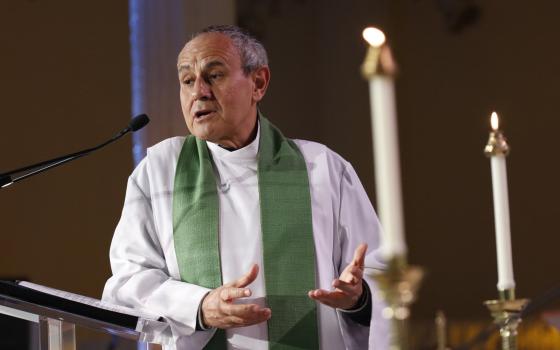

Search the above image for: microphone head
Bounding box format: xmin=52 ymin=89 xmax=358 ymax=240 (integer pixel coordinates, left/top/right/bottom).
xmin=129 ymin=114 xmax=150 ymax=132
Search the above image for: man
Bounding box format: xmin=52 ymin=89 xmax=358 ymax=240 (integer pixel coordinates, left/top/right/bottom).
xmin=103 ymin=25 xmax=387 ymax=349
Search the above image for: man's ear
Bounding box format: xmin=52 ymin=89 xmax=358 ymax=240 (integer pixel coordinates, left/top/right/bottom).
xmin=252 ymin=66 xmax=270 ymax=102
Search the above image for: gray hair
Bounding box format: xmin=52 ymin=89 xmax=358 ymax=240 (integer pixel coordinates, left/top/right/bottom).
xmin=191 ymin=25 xmax=268 ymax=75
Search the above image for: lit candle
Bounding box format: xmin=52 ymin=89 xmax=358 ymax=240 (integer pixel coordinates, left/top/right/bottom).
xmin=361 ymin=27 xmax=406 ymax=260
xmin=484 ymin=112 xmax=515 ymax=296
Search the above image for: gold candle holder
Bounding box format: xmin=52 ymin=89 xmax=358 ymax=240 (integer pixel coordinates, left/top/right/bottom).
xmin=484 ymin=290 xmax=529 ymax=350
xmin=369 ymin=256 xmax=424 ymax=350
xmin=361 ymin=43 xmax=397 ymax=79
xmin=484 ymin=128 xmax=509 ymax=157
xmin=435 ymin=310 xmax=448 ymax=350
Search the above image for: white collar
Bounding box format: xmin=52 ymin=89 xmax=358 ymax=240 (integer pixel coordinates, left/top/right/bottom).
xmin=206 ymin=120 xmax=260 ymax=162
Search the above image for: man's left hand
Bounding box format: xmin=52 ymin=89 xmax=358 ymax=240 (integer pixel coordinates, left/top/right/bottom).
xmin=308 ymin=243 xmax=367 ymax=310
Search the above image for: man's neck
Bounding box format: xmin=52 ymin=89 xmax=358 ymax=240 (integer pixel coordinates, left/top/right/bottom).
xmin=217 ymin=116 xmax=259 ymax=151
xmin=219 ymin=145 xmax=238 ymax=152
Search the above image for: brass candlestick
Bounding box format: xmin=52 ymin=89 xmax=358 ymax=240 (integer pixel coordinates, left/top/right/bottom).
xmin=484 ymin=128 xmax=509 ymax=157
xmin=484 ymin=289 xmax=529 ymax=350
xmin=361 ymin=40 xmax=397 ymax=78
xmin=435 ymin=310 xmax=448 ymax=350
xmin=369 ymin=256 xmax=424 ymax=350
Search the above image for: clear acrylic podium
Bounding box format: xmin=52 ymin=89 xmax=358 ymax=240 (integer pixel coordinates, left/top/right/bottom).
xmin=0 ymin=281 xmax=171 ymax=349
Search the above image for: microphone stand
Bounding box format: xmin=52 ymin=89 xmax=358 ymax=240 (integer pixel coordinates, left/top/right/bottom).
xmin=0 ymin=114 xmax=149 ymax=189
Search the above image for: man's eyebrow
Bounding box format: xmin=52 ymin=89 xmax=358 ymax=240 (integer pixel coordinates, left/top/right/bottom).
xmin=177 ymin=60 xmax=226 ymax=73
xmin=203 ymin=60 xmax=226 ymax=70
xmin=178 ymin=64 xmax=191 ymax=72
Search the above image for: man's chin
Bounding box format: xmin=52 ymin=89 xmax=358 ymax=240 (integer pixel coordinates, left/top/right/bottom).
xmin=189 ymin=127 xmax=219 ymax=143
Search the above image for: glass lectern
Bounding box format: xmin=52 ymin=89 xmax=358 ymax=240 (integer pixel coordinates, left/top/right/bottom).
xmin=0 ymin=281 xmax=171 ymax=350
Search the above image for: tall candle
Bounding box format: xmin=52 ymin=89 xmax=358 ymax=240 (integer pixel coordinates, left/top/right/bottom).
xmin=484 ymin=112 xmax=515 ymax=293
xmin=362 ymin=27 xmax=406 ymax=260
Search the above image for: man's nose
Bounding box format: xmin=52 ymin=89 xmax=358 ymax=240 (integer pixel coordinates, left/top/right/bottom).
xmin=192 ymin=78 xmax=212 ymax=100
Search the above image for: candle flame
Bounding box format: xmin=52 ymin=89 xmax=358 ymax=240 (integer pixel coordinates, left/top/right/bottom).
xmin=362 ymin=27 xmax=386 ymax=48
xmin=491 ymin=112 xmax=499 ymax=130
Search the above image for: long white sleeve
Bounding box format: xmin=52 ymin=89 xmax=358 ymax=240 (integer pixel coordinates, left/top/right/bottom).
xmin=102 ymin=140 xmax=213 ymax=345
xmin=336 ymin=163 xmax=389 ymax=350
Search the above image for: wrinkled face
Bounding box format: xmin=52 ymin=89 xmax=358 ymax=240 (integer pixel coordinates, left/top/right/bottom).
xmin=177 ymin=33 xmax=267 ymax=148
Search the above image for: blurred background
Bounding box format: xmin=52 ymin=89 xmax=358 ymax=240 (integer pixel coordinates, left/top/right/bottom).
xmin=1 ymin=0 xmax=560 ymax=348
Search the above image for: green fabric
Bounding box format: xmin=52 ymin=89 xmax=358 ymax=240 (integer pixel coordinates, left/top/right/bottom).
xmin=172 ymin=134 xmax=226 ymax=348
xmin=173 ymin=115 xmax=318 ymax=349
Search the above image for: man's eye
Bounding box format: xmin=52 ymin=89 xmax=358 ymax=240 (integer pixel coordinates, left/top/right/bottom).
xmin=183 ymin=78 xmax=193 ymax=85
xmin=209 ymin=73 xmax=223 ymax=81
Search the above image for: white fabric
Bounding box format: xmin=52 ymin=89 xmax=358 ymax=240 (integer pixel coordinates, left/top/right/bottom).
xmin=103 ymin=131 xmax=389 ymax=349
xmin=205 ymin=125 xmax=268 ymax=349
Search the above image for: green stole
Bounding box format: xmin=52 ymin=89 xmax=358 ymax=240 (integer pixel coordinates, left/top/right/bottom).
xmin=172 ymin=116 xmax=319 ymax=349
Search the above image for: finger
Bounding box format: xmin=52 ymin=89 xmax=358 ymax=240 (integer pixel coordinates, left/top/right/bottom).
xmin=223 ymin=303 xmax=271 ymax=320
xmin=333 ymin=276 xmax=361 ymax=289
xmin=333 ymin=279 xmax=362 ymax=296
xmin=308 ymin=289 xmax=327 ymax=300
xmin=225 ymin=315 xmax=248 ymax=327
xmin=351 ymin=243 xmax=367 ymax=267
xmin=220 ymin=287 xmax=251 ymax=302
xmin=226 ymin=307 xmax=271 ymax=327
xmin=308 ymin=289 xmax=325 ymax=298
xmin=308 ymin=289 xmax=341 ymax=300
xmin=309 ymin=288 xmax=360 ymax=310
xmin=308 ymin=289 xmax=341 ymax=308
xmin=229 ymin=264 xmax=259 ymax=288
xmin=341 ymin=265 xmax=363 ymax=282
xmin=354 ymin=266 xmax=364 ymax=279
xmin=221 ymin=302 xmax=257 ymax=316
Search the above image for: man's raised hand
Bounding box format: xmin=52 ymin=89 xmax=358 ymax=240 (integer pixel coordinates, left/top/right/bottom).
xmin=201 ymin=264 xmax=271 ymax=329
xmin=308 ymin=243 xmax=367 ymax=310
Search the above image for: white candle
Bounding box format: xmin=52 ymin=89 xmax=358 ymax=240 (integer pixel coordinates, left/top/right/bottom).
xmin=487 ymin=112 xmax=515 ymax=291
xmin=363 ymin=28 xmax=407 ymax=259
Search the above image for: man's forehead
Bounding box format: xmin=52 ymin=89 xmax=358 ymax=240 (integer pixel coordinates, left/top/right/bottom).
xmin=177 ymin=33 xmax=240 ymax=70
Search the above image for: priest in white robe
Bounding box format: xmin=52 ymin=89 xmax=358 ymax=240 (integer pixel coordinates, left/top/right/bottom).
xmin=103 ymin=25 xmax=388 ymax=349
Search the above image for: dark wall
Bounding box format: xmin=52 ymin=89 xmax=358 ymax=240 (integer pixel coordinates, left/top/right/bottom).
xmin=0 ymin=1 xmax=130 ymax=297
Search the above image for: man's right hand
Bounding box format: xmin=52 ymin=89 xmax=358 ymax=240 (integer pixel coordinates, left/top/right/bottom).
xmin=201 ymin=264 xmax=271 ymax=329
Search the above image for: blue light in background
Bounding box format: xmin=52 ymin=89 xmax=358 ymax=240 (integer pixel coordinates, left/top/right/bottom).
xmin=129 ymin=0 xmax=145 ymax=166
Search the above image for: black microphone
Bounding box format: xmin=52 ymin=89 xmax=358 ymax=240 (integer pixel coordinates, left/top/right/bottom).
xmin=0 ymin=114 xmax=150 ymax=189
xmin=127 ymin=114 xmax=150 ymax=132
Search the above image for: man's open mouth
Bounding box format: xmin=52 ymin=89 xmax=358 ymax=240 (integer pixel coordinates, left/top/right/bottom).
xmin=194 ymin=110 xmax=214 ymax=118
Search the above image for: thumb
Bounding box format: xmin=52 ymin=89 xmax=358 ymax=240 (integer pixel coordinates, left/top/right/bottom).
xmin=352 ymin=243 xmax=367 ymax=267
xmin=230 ymin=264 xmax=259 ymax=288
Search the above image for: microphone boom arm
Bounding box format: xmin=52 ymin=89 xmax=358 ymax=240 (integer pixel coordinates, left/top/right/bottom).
xmin=0 ymin=114 xmax=149 ymax=189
